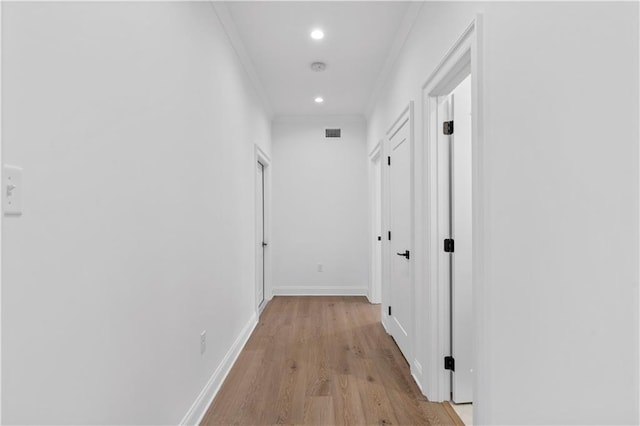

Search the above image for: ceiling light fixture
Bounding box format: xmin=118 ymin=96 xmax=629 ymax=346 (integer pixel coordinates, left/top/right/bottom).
xmin=314 ymin=97 xmax=324 ymax=104
xmin=310 ymin=29 xmax=324 ymax=40
xmin=310 ymin=62 xmax=326 ymax=72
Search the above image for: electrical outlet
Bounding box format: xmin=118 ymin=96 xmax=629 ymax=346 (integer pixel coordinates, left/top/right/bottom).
xmin=200 ymin=331 xmax=206 ymax=355
xmin=317 ymin=264 xmax=323 ymax=272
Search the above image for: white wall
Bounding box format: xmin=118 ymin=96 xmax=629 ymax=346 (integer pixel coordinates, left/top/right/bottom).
xmin=369 ymin=2 xmax=639 ymax=424
xmin=2 ymin=2 xmax=270 ymax=424
xmin=272 ymin=116 xmax=368 ymax=296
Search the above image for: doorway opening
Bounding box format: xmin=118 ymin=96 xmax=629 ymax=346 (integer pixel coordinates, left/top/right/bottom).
xmin=255 ymin=145 xmax=271 ymax=315
xmin=421 ymin=16 xmax=484 ymax=424
xmin=439 ymin=74 xmax=473 ymax=418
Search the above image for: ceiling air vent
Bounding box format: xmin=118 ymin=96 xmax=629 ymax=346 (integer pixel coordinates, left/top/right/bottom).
xmin=325 ymin=128 xmax=341 ymax=138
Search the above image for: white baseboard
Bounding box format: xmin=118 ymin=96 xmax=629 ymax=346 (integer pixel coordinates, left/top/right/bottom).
xmin=381 ymin=316 xmax=390 ymax=334
xmin=412 ymin=370 xmax=424 ymax=393
xmin=272 ymin=286 xmax=368 ymax=296
xmin=179 ymin=312 xmax=258 ymax=426
xmin=412 ymin=359 xmax=424 ymax=393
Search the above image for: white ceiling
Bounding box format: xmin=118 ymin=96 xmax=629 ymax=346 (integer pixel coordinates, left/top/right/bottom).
xmin=224 ymin=1 xmax=413 ymax=117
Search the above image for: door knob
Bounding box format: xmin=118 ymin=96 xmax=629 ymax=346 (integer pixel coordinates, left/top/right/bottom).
xmin=262 ymin=242 xmax=268 ymax=247
xmin=396 ymin=250 xmax=410 ymax=260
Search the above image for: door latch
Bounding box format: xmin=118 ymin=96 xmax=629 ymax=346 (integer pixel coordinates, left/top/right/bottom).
xmin=396 ymin=250 xmax=410 ymax=260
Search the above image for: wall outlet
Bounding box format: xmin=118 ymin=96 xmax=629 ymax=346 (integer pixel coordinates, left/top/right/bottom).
xmin=200 ymin=331 xmax=206 ymax=355
xmin=317 ymin=264 xmax=323 ymax=272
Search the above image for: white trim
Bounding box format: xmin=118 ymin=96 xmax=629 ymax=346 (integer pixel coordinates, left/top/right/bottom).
xmin=365 ymin=2 xmax=424 ymax=118
xmin=419 ymin=16 xmax=485 ymax=413
xmin=0 ymin=1 xmax=4 ymax=420
xmin=179 ymin=312 xmax=258 ymax=426
xmin=271 ymin=286 xmax=368 ymax=297
xmin=208 ymin=2 xmax=273 ymax=119
xmin=273 ymin=114 xmax=365 ymax=124
xmin=412 ymin=371 xmax=424 ymax=393
xmin=255 ymin=145 xmax=272 ymax=310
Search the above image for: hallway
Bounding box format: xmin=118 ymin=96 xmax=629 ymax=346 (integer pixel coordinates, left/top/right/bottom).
xmin=203 ymin=297 xmax=460 ymax=425
xmin=1 ymin=1 xmax=638 ymax=424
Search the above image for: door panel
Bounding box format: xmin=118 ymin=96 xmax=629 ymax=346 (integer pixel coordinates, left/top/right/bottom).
xmin=451 ymin=75 xmax=473 ymax=403
xmin=372 ymin=155 xmax=382 ymax=304
xmin=388 ymin=119 xmax=412 ymax=359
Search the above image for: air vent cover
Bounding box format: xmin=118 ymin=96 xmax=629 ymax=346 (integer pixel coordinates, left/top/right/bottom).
xmin=325 ymin=128 xmax=341 ymax=138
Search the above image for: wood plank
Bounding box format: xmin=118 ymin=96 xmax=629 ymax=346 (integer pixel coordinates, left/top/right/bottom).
xmin=201 ymin=296 xmax=460 ymax=425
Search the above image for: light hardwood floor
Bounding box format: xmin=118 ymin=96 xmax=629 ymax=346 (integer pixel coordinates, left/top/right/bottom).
xmin=202 ymin=296 xmax=462 ymax=425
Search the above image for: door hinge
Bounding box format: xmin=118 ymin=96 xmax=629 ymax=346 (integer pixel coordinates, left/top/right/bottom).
xmin=444 ymin=356 xmax=455 ymax=371
xmin=443 ymin=120 xmax=454 ymax=135
xmin=388 ymin=231 xmax=391 ymax=241
xmin=444 ymin=238 xmax=454 ymax=253
xmin=387 ymin=156 xmax=391 ymax=166
xmin=388 ymin=306 xmax=392 ymax=316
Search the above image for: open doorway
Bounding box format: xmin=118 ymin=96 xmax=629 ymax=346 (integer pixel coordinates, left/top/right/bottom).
xmin=439 ymin=75 xmax=473 ymax=419
xmin=255 ymin=145 xmax=271 ymax=315
xmin=421 ymin=17 xmax=483 ymax=425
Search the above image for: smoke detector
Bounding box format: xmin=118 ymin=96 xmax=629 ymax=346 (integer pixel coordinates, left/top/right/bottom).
xmin=310 ymin=62 xmax=327 ymax=72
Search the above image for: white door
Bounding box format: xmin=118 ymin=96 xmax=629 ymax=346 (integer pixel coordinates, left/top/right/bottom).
xmin=449 ymin=76 xmax=473 ymax=403
xmin=256 ymin=161 xmax=265 ymax=307
xmin=387 ymin=118 xmax=412 ymax=360
xmin=372 ymin=154 xmax=383 ymax=304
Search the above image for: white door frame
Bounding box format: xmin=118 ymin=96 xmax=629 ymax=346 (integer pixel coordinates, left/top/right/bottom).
xmin=255 ymin=145 xmax=272 ymax=315
xmin=368 ymin=141 xmax=383 ymax=304
xmin=0 ymin=2 xmax=5 ymax=421
xmin=420 ymin=16 xmax=487 ymax=411
xmin=0 ymin=2 xmax=4 ymax=421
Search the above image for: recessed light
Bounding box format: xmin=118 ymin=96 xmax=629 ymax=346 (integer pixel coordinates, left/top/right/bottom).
xmin=310 ymin=29 xmax=324 ymax=40
xmin=315 ymin=97 xmax=324 ymax=104
xmin=311 ymin=62 xmax=326 ymax=72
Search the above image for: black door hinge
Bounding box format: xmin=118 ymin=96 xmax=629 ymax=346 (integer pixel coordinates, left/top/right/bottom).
xmin=387 ymin=156 xmax=391 ymax=166
xmin=443 ymin=120 xmax=454 ymax=135
xmin=388 ymin=306 xmax=392 ymax=316
xmin=444 ymin=356 xmax=455 ymax=371
xmin=444 ymin=238 xmax=454 ymax=253
xmin=388 ymin=231 xmax=392 ymax=241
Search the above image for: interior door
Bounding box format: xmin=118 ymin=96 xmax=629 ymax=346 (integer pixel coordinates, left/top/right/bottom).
xmin=256 ymin=161 xmax=265 ymax=307
xmin=372 ymin=154 xmax=383 ymax=303
xmin=388 ymin=117 xmax=412 ymax=360
xmin=450 ymin=75 xmax=473 ymax=403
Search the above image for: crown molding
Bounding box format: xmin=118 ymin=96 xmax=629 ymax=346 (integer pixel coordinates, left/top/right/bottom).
xmin=208 ymin=1 xmax=274 ymax=119
xmin=364 ymin=1 xmax=424 ymax=119
xmin=273 ymin=114 xmax=366 ymax=124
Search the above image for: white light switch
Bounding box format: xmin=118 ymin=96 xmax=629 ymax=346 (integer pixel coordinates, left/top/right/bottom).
xmin=3 ymin=165 xmax=22 ymax=216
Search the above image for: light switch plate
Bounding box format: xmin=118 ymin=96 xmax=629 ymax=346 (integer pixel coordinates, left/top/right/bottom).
xmin=3 ymin=165 xmax=22 ymax=216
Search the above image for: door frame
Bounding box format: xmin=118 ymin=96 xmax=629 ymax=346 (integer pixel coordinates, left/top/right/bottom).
xmin=0 ymin=1 xmax=4 ymax=424
xmin=254 ymin=145 xmax=272 ymax=316
xmin=368 ymin=141 xmax=383 ymax=304
xmin=0 ymin=2 xmax=4 ymax=421
xmin=420 ymin=15 xmax=486 ymax=409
